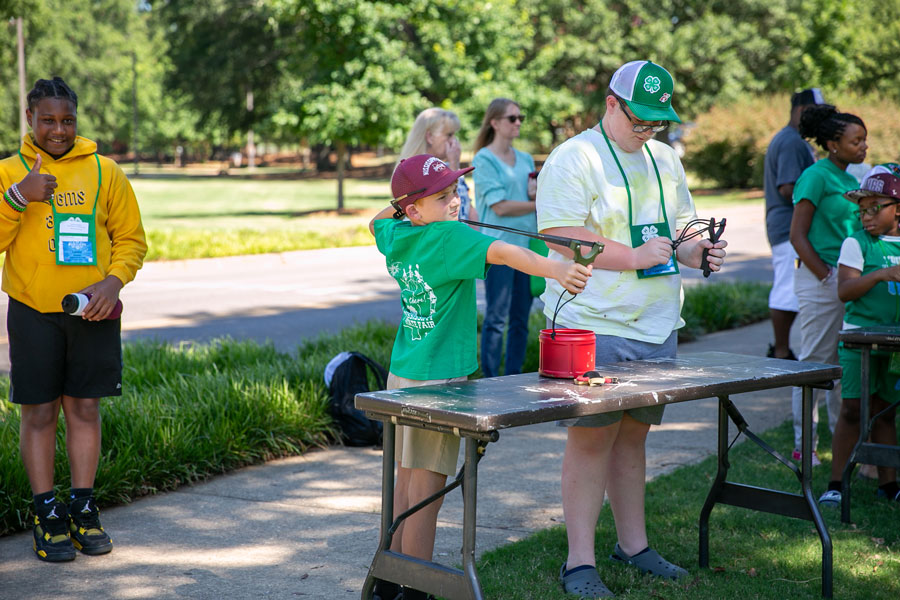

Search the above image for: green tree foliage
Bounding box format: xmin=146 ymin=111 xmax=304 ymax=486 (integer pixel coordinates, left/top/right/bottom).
xmin=271 ymin=0 xmax=429 ymax=207
xmin=151 ymin=0 xmax=285 ymax=134
xmin=4 ymin=0 xmax=900 ymax=194
xmin=0 ymin=0 xmax=170 ymax=155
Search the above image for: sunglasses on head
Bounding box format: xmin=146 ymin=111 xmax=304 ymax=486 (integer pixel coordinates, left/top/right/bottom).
xmin=856 ymin=200 xmax=899 ymax=219
xmin=504 ymin=114 xmax=525 ymax=123
xmin=615 ymin=97 xmax=668 ymax=133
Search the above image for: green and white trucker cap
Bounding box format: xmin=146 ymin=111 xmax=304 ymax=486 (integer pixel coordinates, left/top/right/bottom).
xmin=609 ymin=60 xmax=681 ymax=123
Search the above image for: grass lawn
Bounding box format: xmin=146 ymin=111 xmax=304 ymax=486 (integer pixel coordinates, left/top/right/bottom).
xmin=132 ymin=176 xmax=389 ymax=260
xmin=474 ymin=415 xmax=899 ymax=599
xmin=131 ymin=174 xmax=762 ymax=260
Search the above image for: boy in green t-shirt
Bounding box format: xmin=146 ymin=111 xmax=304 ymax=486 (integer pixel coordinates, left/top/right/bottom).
xmin=818 ymin=166 xmax=900 ymax=509
xmin=369 ymin=154 xmax=592 ymax=600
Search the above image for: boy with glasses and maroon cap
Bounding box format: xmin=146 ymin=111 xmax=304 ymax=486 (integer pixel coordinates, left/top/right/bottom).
xmin=818 ymin=164 xmax=900 ymax=509
xmin=537 ymin=60 xmax=727 ymax=598
xmin=368 ymin=154 xmax=592 ymax=600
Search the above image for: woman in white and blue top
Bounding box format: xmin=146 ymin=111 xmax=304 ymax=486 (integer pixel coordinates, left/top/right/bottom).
xmin=472 ymin=98 xmax=537 ymax=377
xmin=397 ymin=107 xmax=478 ymax=223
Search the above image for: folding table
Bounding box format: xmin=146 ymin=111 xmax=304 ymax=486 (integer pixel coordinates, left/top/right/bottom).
xmin=838 ymin=325 xmax=900 ymax=523
xmin=355 ymin=351 xmax=841 ymax=599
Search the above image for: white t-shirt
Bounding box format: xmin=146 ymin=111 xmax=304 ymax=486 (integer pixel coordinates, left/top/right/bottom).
xmin=536 ymin=128 xmax=698 ymax=343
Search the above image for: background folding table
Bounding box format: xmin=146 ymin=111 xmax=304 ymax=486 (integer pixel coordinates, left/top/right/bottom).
xmin=838 ymin=325 xmax=900 ymax=523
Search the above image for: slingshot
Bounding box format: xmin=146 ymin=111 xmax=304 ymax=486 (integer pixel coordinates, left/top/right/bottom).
xmin=671 ymin=217 xmax=727 ymax=278
xmin=461 ymin=219 xmax=604 ymax=342
xmin=460 ymin=220 xmax=603 ymax=266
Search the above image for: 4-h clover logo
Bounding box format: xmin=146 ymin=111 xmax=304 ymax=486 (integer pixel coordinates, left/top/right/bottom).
xmin=641 ymin=225 xmax=659 ymax=242
xmin=643 ymin=75 xmax=661 ymax=94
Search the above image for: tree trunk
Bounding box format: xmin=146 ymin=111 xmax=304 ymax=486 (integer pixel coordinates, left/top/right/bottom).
xmin=336 ymin=140 xmax=347 ymax=211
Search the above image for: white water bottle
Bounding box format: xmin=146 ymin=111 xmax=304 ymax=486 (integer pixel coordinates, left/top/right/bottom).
xmin=61 ymin=293 xmax=123 ymax=320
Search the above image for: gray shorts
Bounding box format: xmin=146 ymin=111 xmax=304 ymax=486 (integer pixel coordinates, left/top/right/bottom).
xmin=556 ymin=330 xmax=677 ymax=428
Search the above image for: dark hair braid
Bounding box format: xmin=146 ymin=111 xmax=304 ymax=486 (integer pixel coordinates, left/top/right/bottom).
xmin=798 ymin=103 xmax=865 ymax=151
xmin=26 ymin=77 xmax=78 ymax=111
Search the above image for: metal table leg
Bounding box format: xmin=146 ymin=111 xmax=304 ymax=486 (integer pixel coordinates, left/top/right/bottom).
xmin=461 ymin=437 xmax=484 ymax=599
xmin=698 ymin=388 xmax=833 ymax=598
xmin=361 ymin=420 xmax=396 ymax=600
xmin=840 ymin=346 xmax=900 ymax=523
xmin=841 ymin=347 xmax=870 ymax=523
xmin=802 ymin=385 xmax=834 ymax=599
xmin=362 ymin=422 xmax=494 ymax=600
xmin=698 ymin=395 xmax=729 ymax=568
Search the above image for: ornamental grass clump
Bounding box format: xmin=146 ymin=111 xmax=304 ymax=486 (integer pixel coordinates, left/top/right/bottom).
xmin=0 ymin=338 xmax=338 ymax=535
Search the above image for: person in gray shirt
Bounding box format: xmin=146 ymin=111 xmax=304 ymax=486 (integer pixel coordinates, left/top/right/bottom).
xmin=763 ymin=88 xmax=824 ymax=360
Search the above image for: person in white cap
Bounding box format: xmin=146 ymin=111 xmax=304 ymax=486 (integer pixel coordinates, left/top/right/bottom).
xmin=537 ymin=60 xmax=727 ymax=597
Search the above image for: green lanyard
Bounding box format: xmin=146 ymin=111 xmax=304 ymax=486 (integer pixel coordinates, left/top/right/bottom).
xmin=17 ymin=150 xmax=101 ymax=220
xmin=598 ymin=122 xmax=667 ymax=228
xmin=19 ymin=151 xmax=101 ymax=265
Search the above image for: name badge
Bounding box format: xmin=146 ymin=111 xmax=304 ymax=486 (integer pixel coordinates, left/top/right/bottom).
xmin=630 ymin=221 xmax=679 ymax=280
xmin=55 ymin=214 xmax=97 ymax=266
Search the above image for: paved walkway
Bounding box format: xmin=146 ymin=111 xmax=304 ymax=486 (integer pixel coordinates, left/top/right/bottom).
xmin=0 ymin=319 xmax=803 ymax=599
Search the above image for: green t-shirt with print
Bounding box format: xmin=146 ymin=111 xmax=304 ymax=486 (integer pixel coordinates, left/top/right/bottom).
xmin=374 ymin=218 xmax=495 ymax=380
xmin=843 ymin=231 xmax=900 ymax=327
xmin=792 ymin=158 xmax=860 ymax=266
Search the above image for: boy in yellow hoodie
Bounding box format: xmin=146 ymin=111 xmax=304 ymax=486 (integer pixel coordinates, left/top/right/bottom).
xmin=0 ymin=77 xmax=147 ymax=562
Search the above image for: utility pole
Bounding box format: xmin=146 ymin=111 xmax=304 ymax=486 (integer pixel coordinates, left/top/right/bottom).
xmin=17 ymin=17 xmax=27 ymax=138
xmin=132 ymin=51 xmax=139 ymax=175
xmin=132 ymin=1 xmax=152 ymax=175
xmin=246 ymin=90 xmax=256 ymax=169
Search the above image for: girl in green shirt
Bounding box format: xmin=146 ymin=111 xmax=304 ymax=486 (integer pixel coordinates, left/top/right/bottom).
xmin=788 ymin=104 xmax=867 ymax=462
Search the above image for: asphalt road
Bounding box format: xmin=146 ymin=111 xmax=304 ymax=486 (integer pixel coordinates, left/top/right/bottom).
xmin=0 ymin=202 xmax=773 ymax=369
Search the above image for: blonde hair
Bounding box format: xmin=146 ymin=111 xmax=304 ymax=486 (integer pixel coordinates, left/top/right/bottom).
xmin=473 ymin=98 xmax=518 ymax=153
xmin=398 ymin=108 xmax=461 ymax=163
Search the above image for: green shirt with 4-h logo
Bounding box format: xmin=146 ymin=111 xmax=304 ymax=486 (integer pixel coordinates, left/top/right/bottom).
xmin=374 ymin=218 xmax=494 ymax=380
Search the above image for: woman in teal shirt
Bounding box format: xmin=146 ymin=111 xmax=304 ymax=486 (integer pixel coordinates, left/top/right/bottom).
xmin=472 ymin=98 xmax=537 ymax=377
xmin=789 ymin=104 xmax=867 ymax=463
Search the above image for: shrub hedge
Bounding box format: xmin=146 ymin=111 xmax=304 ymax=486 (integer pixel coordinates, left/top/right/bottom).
xmin=0 ymin=282 xmax=770 ymax=536
xmin=684 ymin=93 xmax=900 ymax=188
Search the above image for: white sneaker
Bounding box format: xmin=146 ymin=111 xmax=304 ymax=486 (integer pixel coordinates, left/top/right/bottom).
xmin=818 ymin=489 xmax=841 ymax=508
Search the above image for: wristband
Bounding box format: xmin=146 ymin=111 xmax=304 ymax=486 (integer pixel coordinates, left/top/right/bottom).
xmin=4 ymin=190 xmax=26 ymax=213
xmin=8 ymin=183 xmax=28 ymax=208
xmin=819 ymin=267 xmax=832 ymax=283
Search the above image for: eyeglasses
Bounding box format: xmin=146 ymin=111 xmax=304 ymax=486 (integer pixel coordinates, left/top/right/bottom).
xmin=615 ymin=97 xmax=668 ymax=133
xmin=504 ymin=115 xmax=525 ymax=123
xmin=856 ymin=200 xmax=899 ymax=218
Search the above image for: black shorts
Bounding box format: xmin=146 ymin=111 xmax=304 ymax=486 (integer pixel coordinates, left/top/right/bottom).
xmin=7 ymin=298 xmax=123 ymax=405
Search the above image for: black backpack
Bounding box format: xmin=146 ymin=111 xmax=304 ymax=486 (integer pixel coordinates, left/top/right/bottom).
xmin=326 ymin=352 xmax=388 ymax=446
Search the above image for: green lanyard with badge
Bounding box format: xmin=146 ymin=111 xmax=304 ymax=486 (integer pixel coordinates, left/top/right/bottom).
xmin=599 ymin=123 xmax=678 ymax=279
xmin=19 ymin=151 xmax=101 ymax=266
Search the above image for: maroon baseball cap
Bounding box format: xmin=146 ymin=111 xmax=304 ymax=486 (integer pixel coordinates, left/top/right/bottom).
xmin=391 ymin=154 xmax=474 ymax=215
xmin=844 ymin=168 xmax=900 ymax=203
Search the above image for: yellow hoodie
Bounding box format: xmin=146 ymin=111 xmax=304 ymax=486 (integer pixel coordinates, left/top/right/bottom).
xmin=0 ymin=135 xmax=147 ymax=313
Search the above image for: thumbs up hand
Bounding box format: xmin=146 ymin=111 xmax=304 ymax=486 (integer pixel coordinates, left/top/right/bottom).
xmin=16 ymin=154 xmax=58 ymax=204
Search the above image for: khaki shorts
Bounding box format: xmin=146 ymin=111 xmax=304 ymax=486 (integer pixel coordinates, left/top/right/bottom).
xmin=388 ymin=373 xmax=467 ymax=476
